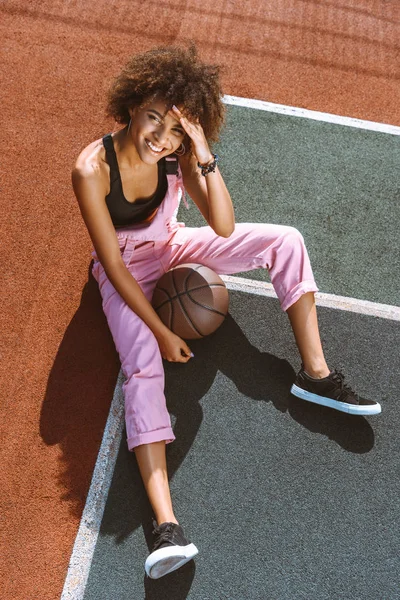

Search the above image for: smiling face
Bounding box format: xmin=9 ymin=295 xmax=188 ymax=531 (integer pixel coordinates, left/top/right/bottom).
xmin=128 ymin=98 xmax=185 ymax=163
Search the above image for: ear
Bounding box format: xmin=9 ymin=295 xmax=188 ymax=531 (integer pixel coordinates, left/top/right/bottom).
xmin=129 ymin=104 xmax=142 ymax=120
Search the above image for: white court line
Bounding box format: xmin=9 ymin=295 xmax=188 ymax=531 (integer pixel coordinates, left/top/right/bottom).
xmin=61 ymin=373 xmax=125 ymax=600
xmin=61 ymin=98 xmax=400 ymax=599
xmin=222 ymin=276 xmax=400 ymax=321
xmin=223 ymin=95 xmax=400 ymax=136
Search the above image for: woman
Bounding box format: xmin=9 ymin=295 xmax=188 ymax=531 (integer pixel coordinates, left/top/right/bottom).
xmin=72 ymin=45 xmax=381 ymax=579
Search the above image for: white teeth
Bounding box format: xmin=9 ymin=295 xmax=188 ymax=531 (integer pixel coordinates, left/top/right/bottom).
xmin=147 ymin=140 xmax=163 ymax=153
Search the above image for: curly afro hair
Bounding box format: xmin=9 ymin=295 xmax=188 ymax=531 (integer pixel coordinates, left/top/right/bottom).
xmin=106 ymin=45 xmax=225 ymax=148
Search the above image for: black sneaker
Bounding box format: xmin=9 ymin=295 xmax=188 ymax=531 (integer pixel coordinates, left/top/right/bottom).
xmin=291 ymin=368 xmax=381 ymax=415
xmin=144 ymin=521 xmax=198 ymax=579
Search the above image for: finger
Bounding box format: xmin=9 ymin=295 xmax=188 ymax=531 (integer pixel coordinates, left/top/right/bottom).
xmin=181 ymin=347 xmax=194 ymax=359
xmin=172 ymin=108 xmax=188 ymax=127
xmin=169 ymin=112 xmax=192 ymax=137
xmin=172 ymin=105 xmax=184 ymax=119
xmin=171 ymin=106 xmax=197 ymax=132
xmin=168 ymin=108 xmax=182 ymax=123
xmin=169 ymin=352 xmax=187 ymax=363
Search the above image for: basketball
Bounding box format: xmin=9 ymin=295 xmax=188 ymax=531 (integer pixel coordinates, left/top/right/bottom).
xmin=152 ymin=264 xmax=229 ymax=339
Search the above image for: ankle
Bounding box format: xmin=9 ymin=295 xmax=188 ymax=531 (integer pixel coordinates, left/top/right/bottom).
xmin=303 ymin=362 xmax=330 ymax=379
xmin=156 ymin=514 xmax=179 ymax=526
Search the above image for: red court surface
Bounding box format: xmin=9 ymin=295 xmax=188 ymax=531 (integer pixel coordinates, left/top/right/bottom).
xmin=1 ymin=1 xmax=398 ymax=598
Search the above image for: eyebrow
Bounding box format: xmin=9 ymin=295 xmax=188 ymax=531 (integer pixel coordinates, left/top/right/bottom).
xmin=148 ymin=109 xmax=184 ymax=130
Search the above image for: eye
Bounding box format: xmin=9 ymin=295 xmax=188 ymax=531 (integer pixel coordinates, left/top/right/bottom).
xmin=149 ymin=114 xmax=162 ymax=124
xmin=172 ymin=128 xmax=184 ymax=136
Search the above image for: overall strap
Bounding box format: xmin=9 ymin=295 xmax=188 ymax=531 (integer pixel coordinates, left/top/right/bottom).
xmin=165 ymin=155 xmax=179 ymax=175
xmin=102 ymin=134 xmax=120 ymax=182
xmin=165 ymin=155 xmax=188 ymax=209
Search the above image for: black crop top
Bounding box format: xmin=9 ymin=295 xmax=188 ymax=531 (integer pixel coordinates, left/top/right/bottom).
xmin=103 ymin=133 xmax=168 ymax=228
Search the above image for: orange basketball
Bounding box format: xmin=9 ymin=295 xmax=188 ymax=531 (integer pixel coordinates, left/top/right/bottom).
xmin=152 ymin=264 xmax=229 ymax=339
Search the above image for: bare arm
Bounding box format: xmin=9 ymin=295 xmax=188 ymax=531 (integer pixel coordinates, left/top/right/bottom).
xmin=72 ymin=161 xmax=193 ymax=362
xmin=179 ymin=152 xmax=235 ymax=237
xmin=171 ymin=106 xmax=235 ymax=238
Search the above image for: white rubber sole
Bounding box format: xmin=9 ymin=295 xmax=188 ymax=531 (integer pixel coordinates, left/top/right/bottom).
xmin=291 ymin=384 xmax=382 ymax=415
xmin=145 ymin=543 xmax=199 ymax=579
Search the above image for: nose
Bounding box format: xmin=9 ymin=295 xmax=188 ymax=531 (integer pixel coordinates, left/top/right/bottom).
xmin=154 ymin=125 xmax=169 ymax=146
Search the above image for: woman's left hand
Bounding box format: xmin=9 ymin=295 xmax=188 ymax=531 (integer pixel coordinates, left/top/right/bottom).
xmin=170 ymin=105 xmax=213 ymax=165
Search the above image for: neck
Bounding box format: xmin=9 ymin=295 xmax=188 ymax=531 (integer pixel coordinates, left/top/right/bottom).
xmin=114 ymin=125 xmax=145 ymax=171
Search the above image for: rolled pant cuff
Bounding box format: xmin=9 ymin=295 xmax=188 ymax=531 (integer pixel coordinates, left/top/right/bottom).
xmin=281 ymin=280 xmax=319 ymax=312
xmin=127 ymin=427 xmax=176 ymax=451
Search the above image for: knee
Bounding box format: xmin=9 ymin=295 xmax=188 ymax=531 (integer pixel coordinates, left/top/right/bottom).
xmin=278 ymin=226 xmax=307 ymax=253
xmin=283 ymin=226 xmax=304 ymax=244
xmin=270 ymin=227 xmax=307 ymax=269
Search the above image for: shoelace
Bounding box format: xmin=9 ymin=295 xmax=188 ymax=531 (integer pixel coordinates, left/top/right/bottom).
xmin=331 ymin=369 xmax=359 ymax=403
xmin=152 ymin=522 xmax=176 ymax=550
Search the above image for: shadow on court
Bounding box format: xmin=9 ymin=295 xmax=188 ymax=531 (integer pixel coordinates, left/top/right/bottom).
xmin=40 ymin=265 xmax=120 ymax=518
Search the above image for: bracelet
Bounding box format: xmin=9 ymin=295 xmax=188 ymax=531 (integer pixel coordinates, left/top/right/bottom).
xmin=197 ymin=153 xmax=219 ymax=177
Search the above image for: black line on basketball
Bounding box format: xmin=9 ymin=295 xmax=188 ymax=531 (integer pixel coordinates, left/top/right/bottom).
xmin=168 ymin=291 xmax=174 ymax=331
xmin=154 ymin=283 xmax=226 ymax=311
xmin=172 ymin=268 xmax=204 ymax=337
xmin=184 ymin=271 xmax=226 ymax=316
xmin=152 ymin=286 xmax=173 ymax=310
xmin=184 ymin=267 xmax=193 ymax=291
xmin=185 ymin=291 xmax=227 ymax=317
xmin=170 ymin=268 xmax=181 ymax=336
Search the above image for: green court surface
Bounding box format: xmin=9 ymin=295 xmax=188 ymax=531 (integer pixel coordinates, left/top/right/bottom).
xmin=191 ymin=105 xmax=400 ymax=306
xmin=77 ymin=105 xmax=400 ymax=599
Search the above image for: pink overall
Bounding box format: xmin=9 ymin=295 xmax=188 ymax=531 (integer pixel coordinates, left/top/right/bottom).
xmin=92 ymin=161 xmax=318 ymax=450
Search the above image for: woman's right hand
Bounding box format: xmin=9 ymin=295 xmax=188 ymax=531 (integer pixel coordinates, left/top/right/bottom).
xmin=156 ymin=329 xmax=193 ymax=363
